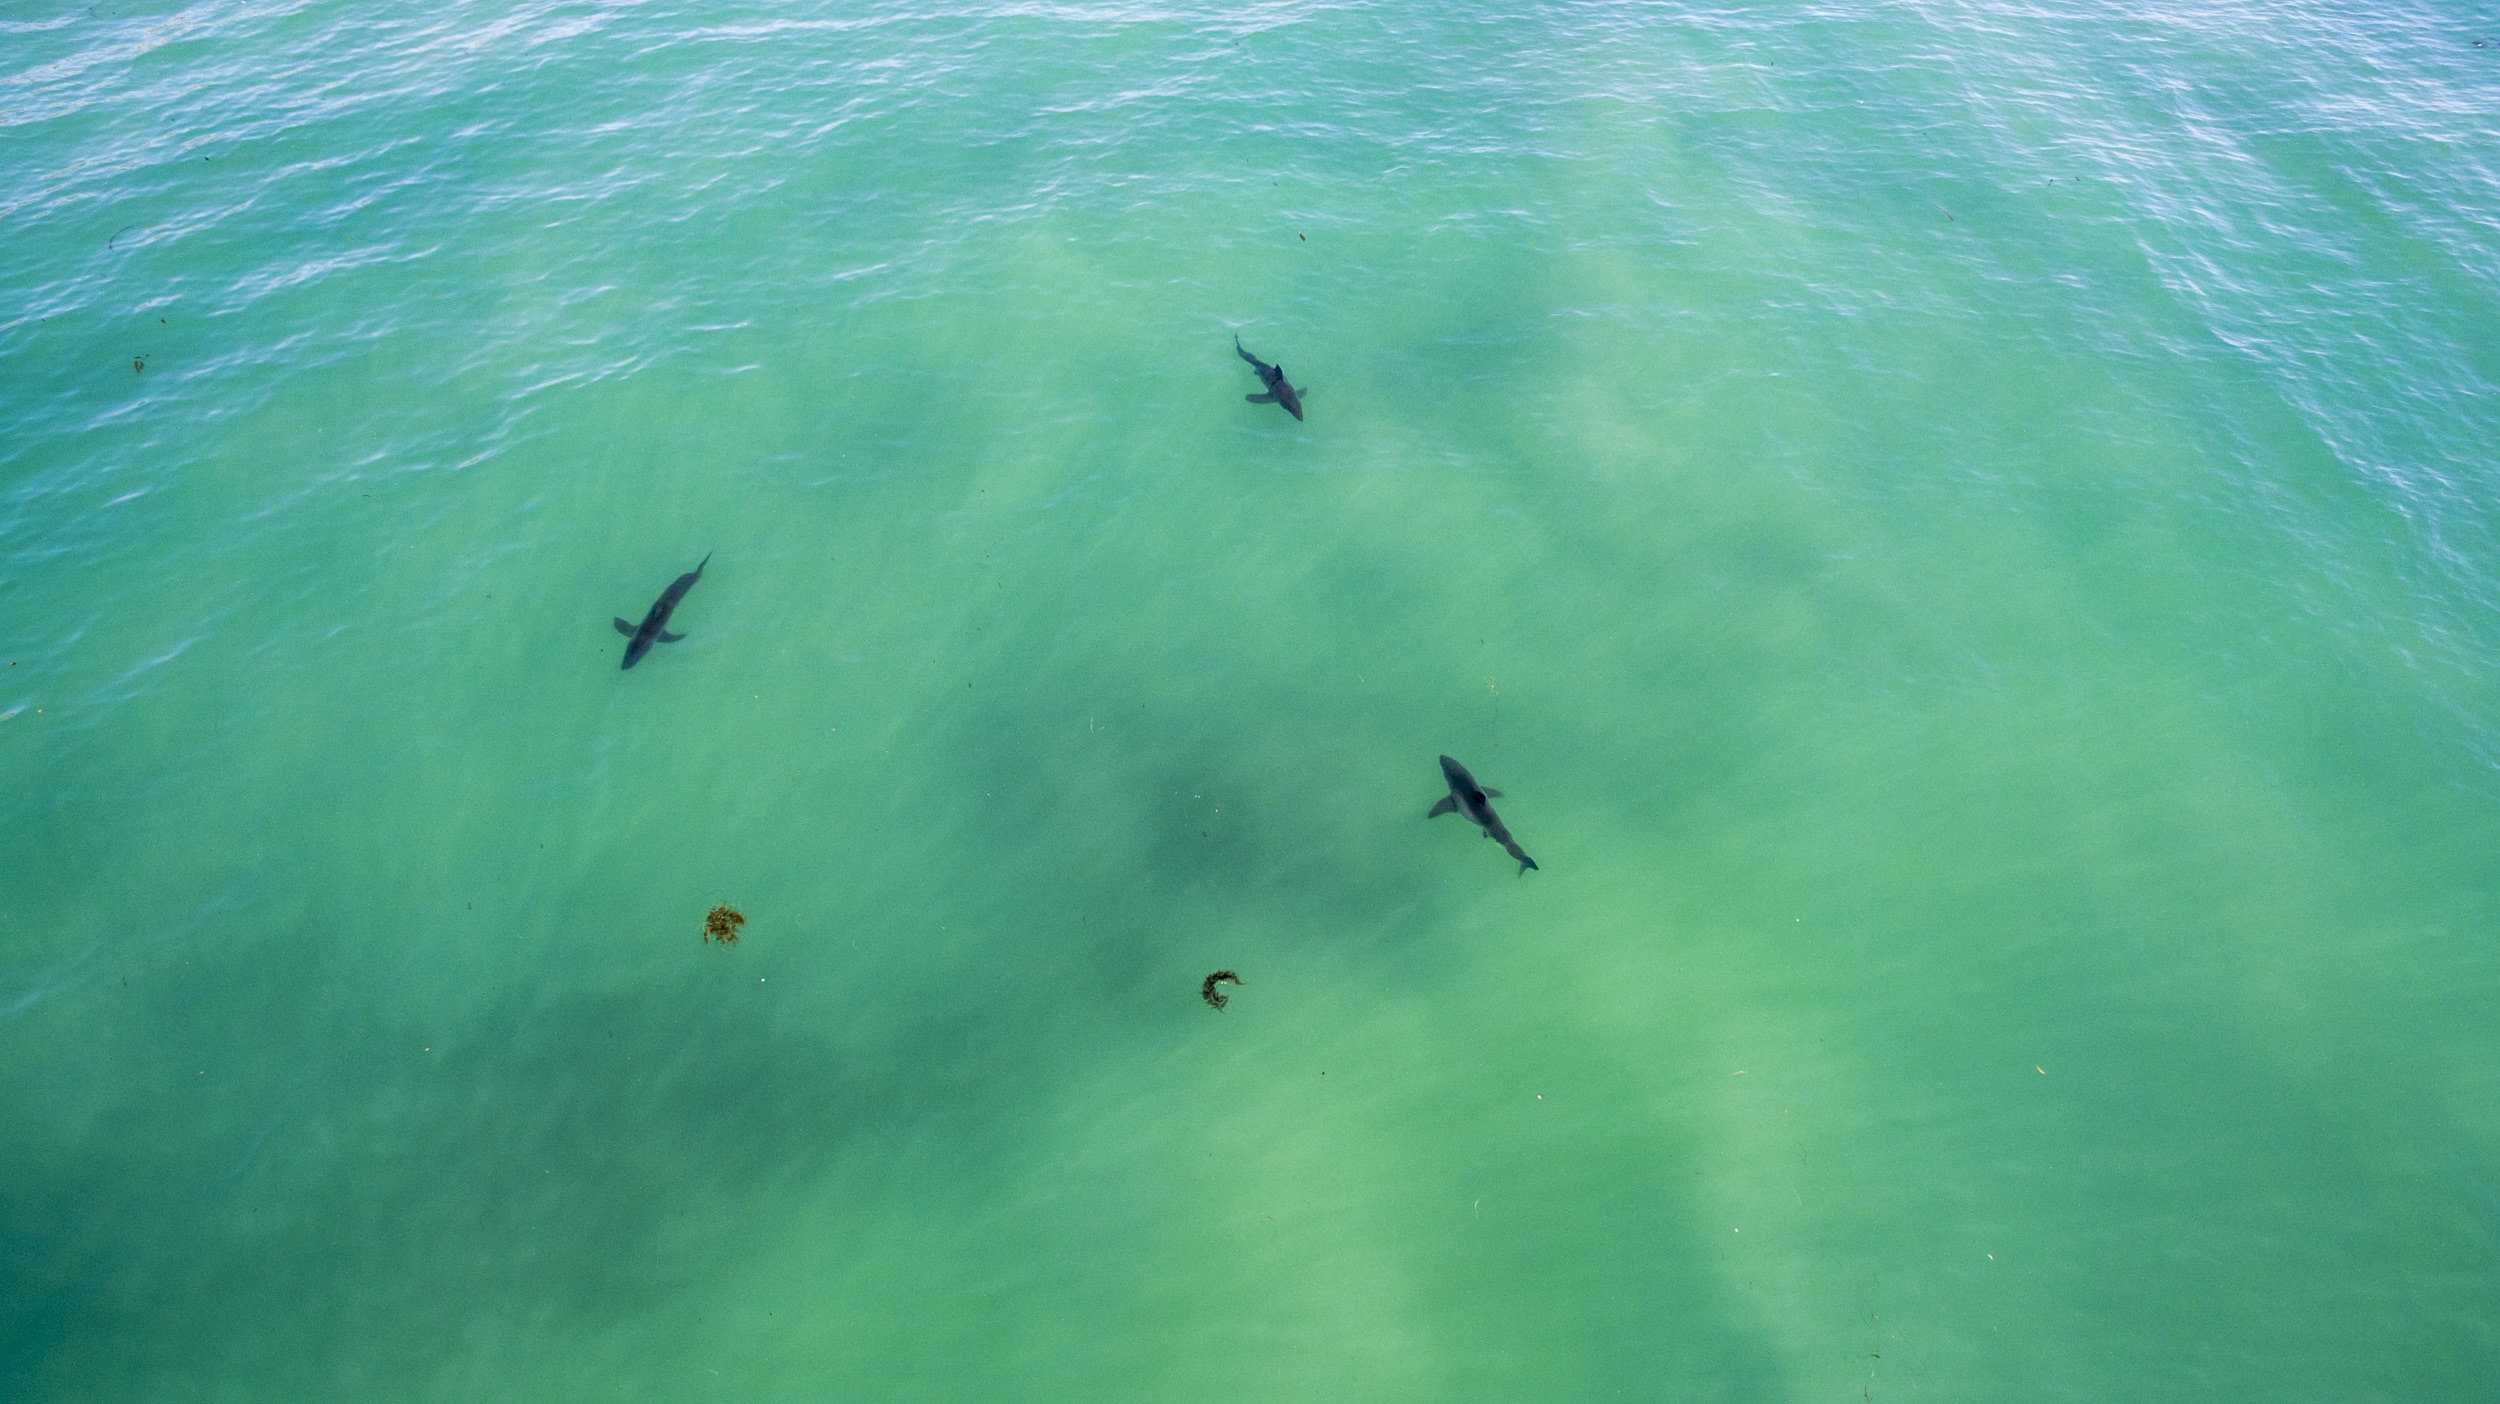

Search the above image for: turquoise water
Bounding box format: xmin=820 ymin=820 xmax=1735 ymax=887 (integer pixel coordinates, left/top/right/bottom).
xmin=6 ymin=0 xmax=2499 ymax=1397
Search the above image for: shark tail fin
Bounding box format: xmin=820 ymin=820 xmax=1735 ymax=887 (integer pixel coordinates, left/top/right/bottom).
xmin=1428 ymin=796 xmax=1457 ymax=819
xmin=659 ymin=631 xmax=686 ymax=643
xmin=614 ymin=618 xmax=636 ymax=637
xmin=1246 ymin=392 xmax=1278 ymax=404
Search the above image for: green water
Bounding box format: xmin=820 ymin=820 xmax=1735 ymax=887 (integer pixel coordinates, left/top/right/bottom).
xmin=5 ymin=1 xmax=2498 ymax=1398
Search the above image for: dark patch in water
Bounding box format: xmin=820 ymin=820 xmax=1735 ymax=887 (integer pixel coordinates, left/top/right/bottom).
xmin=1200 ymin=969 xmax=1242 ymax=1010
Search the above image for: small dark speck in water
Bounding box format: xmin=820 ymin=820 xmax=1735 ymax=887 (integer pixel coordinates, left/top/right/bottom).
xmin=705 ymin=904 xmax=746 ymax=946
xmin=132 ymin=356 xmax=146 ymax=373
xmin=1201 ymin=969 xmax=1243 ymax=1010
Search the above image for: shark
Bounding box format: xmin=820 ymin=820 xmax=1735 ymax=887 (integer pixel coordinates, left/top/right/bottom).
xmin=1428 ymin=753 xmax=1538 ymax=873
xmin=1234 ymin=335 xmax=1305 ymax=421
xmin=613 ymin=552 xmax=709 ymax=670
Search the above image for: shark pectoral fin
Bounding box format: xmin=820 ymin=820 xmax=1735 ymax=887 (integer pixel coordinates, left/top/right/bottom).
xmin=1245 ymin=392 xmax=1278 ymax=404
xmin=1480 ymin=787 xmax=1502 ymax=798
xmin=658 ymin=631 xmax=686 ymax=643
xmin=614 ymin=618 xmax=636 ymax=636
xmin=1428 ymin=796 xmax=1457 ymax=818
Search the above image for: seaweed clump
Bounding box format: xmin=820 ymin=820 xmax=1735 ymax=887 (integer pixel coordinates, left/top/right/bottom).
xmin=703 ymin=904 xmax=745 ymax=946
xmin=1201 ymin=969 xmax=1243 ymax=1010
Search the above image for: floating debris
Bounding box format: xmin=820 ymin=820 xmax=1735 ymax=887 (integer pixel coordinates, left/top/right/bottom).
xmin=1201 ymin=969 xmax=1243 ymax=1010
xmin=703 ymin=904 xmax=745 ymax=946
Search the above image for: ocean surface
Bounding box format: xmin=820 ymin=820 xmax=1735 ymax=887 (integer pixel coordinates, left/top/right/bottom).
xmin=5 ymin=1 xmax=2498 ymax=1398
